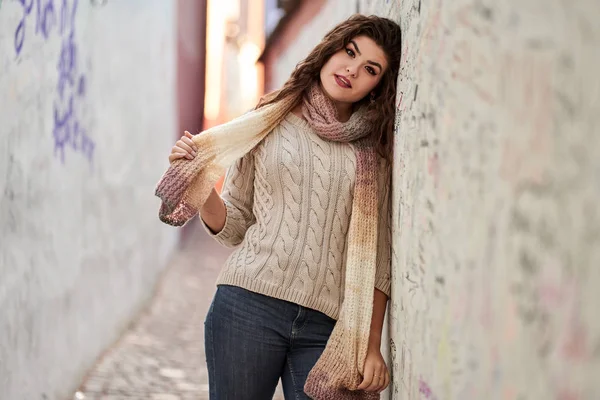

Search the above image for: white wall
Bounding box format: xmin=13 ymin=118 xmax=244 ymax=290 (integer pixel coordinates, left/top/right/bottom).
xmin=270 ymin=0 xmax=600 ymax=398
xmin=0 ymin=1 xmax=178 ymax=399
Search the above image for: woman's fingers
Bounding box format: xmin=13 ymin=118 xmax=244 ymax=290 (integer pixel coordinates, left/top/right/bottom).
xmin=181 ymin=136 xmax=197 ymax=153
xmin=175 ymin=140 xmax=196 ymax=157
xmin=360 ymin=369 xmax=380 ymax=392
xmin=169 ymin=152 xmax=181 ymax=163
xmin=374 ymin=367 xmax=387 ymax=393
xmin=357 ymin=365 xmax=374 ymax=391
xmin=381 ymin=369 xmax=390 ymax=392
xmin=170 ymin=146 xmax=192 ymax=160
xmin=176 ymin=147 xmax=193 ymax=160
xmin=168 ymin=132 xmax=200 ymax=163
xmin=367 ymin=371 xmax=383 ymax=392
xmin=358 ymin=365 xmax=388 ymax=393
xmin=374 ymin=367 xmax=390 ymax=393
xmin=168 ymin=130 xmax=199 ymax=163
xmin=169 ymin=151 xmax=187 ymax=162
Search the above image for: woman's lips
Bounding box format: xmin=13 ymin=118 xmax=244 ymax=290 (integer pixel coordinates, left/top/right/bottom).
xmin=334 ymin=74 xmax=352 ymax=88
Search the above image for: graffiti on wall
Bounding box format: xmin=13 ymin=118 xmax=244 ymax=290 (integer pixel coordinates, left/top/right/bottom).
xmin=356 ymin=0 xmax=599 ymax=399
xmin=14 ymin=0 xmax=95 ymax=167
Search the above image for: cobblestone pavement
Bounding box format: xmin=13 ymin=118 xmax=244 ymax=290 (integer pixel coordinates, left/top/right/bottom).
xmin=74 ymin=221 xmax=285 ymax=400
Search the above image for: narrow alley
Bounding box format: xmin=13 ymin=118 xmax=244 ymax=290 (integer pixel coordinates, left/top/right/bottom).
xmin=1 ymin=1 xmax=598 ymax=399
xmin=74 ymin=221 xmax=285 ymax=399
xmin=73 ymin=222 xmax=229 ymax=399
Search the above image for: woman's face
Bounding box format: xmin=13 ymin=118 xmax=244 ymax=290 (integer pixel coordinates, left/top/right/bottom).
xmin=320 ymin=35 xmax=389 ymax=106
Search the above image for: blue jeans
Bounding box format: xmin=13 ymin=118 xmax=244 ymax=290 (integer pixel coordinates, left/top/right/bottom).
xmin=204 ymin=285 xmax=336 ymax=400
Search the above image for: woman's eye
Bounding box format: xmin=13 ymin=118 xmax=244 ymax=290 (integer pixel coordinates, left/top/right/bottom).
xmin=366 ymin=66 xmax=376 ymax=75
xmin=345 ymin=48 xmax=355 ymax=57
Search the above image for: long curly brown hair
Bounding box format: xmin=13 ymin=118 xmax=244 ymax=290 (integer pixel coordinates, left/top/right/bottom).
xmin=257 ymin=14 xmax=402 ymax=161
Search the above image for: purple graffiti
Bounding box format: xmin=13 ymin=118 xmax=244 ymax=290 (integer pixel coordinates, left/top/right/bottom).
xmin=57 ymin=31 xmax=76 ymax=99
xmin=419 ymin=379 xmax=439 ymax=400
xmin=53 ymin=95 xmax=73 ymax=162
xmin=419 ymin=380 xmax=432 ymax=397
xmin=14 ymin=0 xmax=78 ymax=57
xmin=77 ymin=75 xmax=86 ymax=96
xmin=15 ymin=0 xmax=94 ymax=167
xmin=14 ymin=0 xmax=60 ymax=56
xmin=53 ymin=99 xmax=94 ymax=163
xmin=37 ymin=0 xmax=57 ymax=39
xmin=14 ymin=0 xmax=33 ymax=56
xmin=53 ymin=0 xmax=93 ymax=165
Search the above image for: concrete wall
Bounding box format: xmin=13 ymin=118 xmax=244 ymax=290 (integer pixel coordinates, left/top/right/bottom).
xmin=0 ymin=1 xmax=178 ymax=399
xmin=267 ymin=0 xmax=600 ymax=398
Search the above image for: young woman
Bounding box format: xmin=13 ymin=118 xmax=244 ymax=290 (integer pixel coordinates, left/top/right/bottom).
xmin=157 ymin=14 xmax=402 ymax=400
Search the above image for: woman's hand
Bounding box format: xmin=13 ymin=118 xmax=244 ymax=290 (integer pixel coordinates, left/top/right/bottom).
xmin=357 ymin=344 xmax=390 ymax=393
xmin=169 ymin=131 xmax=198 ymax=163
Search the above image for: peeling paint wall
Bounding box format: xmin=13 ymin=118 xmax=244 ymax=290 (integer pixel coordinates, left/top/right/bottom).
xmin=268 ymin=0 xmax=600 ymax=398
xmin=0 ymin=1 xmax=178 ymax=399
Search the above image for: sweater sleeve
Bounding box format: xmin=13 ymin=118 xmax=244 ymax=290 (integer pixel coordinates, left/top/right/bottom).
xmin=200 ymin=151 xmax=256 ymax=248
xmin=374 ymin=159 xmax=392 ymax=297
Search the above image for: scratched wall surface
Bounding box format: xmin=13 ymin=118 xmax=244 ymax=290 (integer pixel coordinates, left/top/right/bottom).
xmin=0 ymin=1 xmax=177 ymax=399
xmin=271 ymin=0 xmax=600 ymax=399
xmin=358 ymin=0 xmax=600 ymax=399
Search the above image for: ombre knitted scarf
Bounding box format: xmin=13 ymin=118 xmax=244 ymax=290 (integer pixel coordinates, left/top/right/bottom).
xmin=155 ymin=83 xmax=381 ymax=400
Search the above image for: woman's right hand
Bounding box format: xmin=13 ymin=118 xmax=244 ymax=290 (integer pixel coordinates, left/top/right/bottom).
xmin=169 ymin=131 xmax=198 ymax=163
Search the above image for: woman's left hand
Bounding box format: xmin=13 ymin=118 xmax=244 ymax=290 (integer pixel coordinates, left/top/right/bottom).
xmin=357 ymin=344 xmax=390 ymax=393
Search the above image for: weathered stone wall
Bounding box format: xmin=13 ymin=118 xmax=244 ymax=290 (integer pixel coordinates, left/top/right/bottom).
xmin=0 ymin=1 xmax=178 ymax=399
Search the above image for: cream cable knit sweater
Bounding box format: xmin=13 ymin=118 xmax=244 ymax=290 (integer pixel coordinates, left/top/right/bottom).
xmin=202 ymin=113 xmax=391 ymax=320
